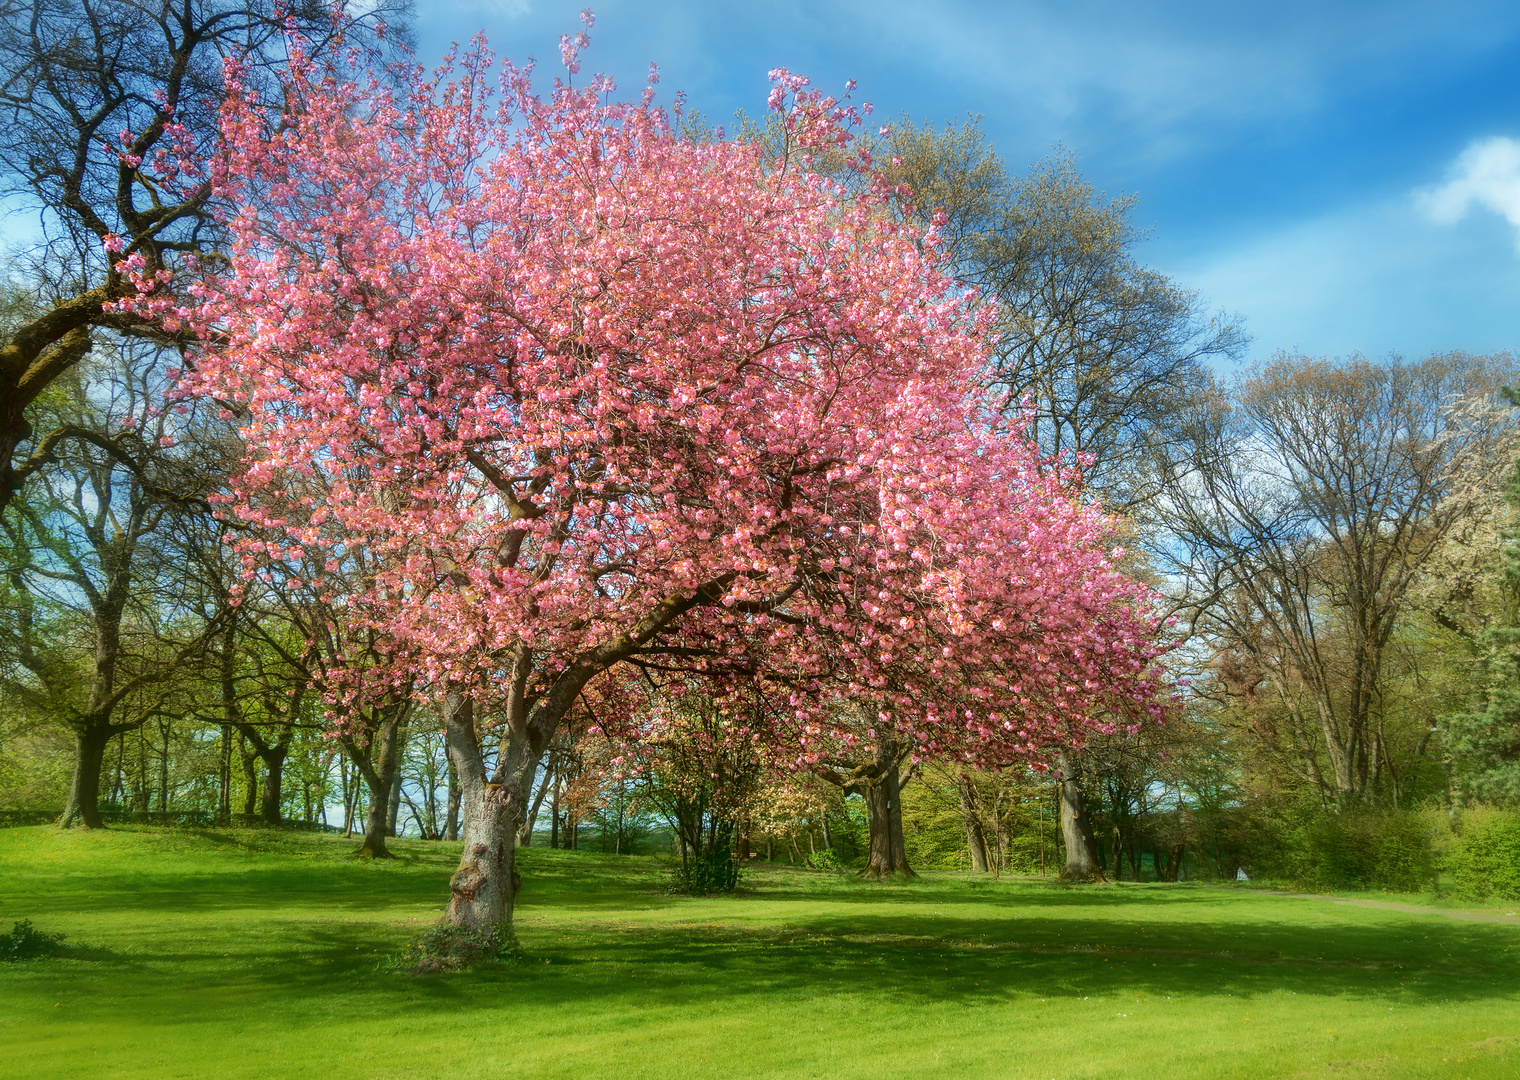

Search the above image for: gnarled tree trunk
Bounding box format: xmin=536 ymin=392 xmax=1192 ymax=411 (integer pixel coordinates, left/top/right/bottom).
xmin=444 ymin=693 xmax=527 ymax=933
xmin=1056 ymin=748 xmax=1104 ymax=882
xmin=861 ymin=750 xmax=914 ymax=879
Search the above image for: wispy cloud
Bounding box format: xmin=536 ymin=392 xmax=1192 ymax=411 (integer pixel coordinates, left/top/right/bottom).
xmin=1167 ymin=194 xmax=1520 ymax=360
xmin=1418 ymin=136 xmax=1520 ymax=250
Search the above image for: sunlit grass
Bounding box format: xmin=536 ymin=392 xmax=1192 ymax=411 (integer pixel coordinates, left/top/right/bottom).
xmin=1 ymin=825 xmax=1517 ymax=1078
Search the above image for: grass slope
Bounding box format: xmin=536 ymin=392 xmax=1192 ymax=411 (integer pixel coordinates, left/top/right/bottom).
xmin=0 ymin=825 xmax=1517 ymax=1079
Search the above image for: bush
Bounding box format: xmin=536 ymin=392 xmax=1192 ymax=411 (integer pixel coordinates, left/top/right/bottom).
xmin=1263 ymin=802 xmax=1434 ymax=892
xmin=804 ymin=849 xmax=843 ymax=870
xmin=1448 ymin=811 xmax=1520 ymax=901
xmin=397 ymin=922 xmax=521 ymax=974
xmin=668 ymin=842 xmax=739 ymax=895
xmin=0 ymin=919 xmax=66 ymax=961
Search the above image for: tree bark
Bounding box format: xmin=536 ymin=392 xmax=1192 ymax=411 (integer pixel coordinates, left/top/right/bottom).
xmin=239 ymin=733 xmax=259 ymax=817
xmin=260 ymin=747 xmax=287 ymax=826
xmin=1056 ymin=748 xmax=1104 ymax=882
xmin=350 ymin=705 xmax=404 ymax=858
xmin=217 ymin=724 xmax=232 ymax=825
xmin=1164 ymin=842 xmax=1185 ymax=882
xmin=386 ymin=756 xmax=404 ymax=837
xmin=445 ymin=760 xmax=462 ymax=843
xmin=443 ymin=692 xmax=524 ymax=935
xmin=861 ymin=755 xmax=915 ymax=879
xmin=60 ymin=724 xmax=111 ymax=829
xmin=957 ymin=773 xmax=991 ymax=873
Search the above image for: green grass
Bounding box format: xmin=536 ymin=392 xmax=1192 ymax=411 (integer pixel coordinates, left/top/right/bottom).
xmin=1 ymin=826 xmax=1517 ymax=1079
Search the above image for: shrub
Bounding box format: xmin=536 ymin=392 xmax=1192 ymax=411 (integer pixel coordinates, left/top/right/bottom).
xmin=397 ymin=922 xmax=521 ymax=975
xmin=804 ymin=849 xmax=843 ymax=870
xmin=668 ymin=843 xmax=739 ymax=895
xmin=1263 ymin=801 xmax=1434 ymax=892
xmin=1448 ymin=811 xmax=1520 ymax=901
xmin=0 ymin=919 xmax=66 ymax=961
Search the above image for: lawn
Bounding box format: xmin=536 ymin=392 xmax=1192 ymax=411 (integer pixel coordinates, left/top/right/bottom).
xmin=0 ymin=826 xmax=1517 ymax=1079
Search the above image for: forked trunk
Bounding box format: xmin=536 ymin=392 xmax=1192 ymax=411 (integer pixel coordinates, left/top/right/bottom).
xmin=443 ymin=693 xmax=528 ymax=934
xmin=1056 ymin=748 xmax=1104 ymax=883
xmin=353 ymin=714 xmax=401 ymax=859
xmin=862 ymin=756 xmax=914 ymax=879
xmin=60 ymin=724 xmax=111 ymax=829
xmin=957 ymin=773 xmax=990 ymax=873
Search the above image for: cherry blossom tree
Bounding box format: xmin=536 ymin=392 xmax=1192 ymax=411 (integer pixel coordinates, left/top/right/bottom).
xmin=136 ymin=16 xmax=1171 ymax=935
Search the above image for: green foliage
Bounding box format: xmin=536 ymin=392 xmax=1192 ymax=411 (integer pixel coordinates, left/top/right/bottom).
xmin=900 ymin=782 xmax=975 ymax=870
xmin=668 ymin=835 xmax=739 ymax=895
xmin=803 ymin=849 xmax=843 ymax=870
xmin=1262 ymin=802 xmax=1436 ymax=892
xmin=0 ymin=919 xmax=66 ymax=961
xmin=397 ymin=922 xmax=522 ymax=974
xmin=1448 ymin=810 xmax=1520 ymax=901
xmin=1445 ymin=403 xmax=1520 ymax=804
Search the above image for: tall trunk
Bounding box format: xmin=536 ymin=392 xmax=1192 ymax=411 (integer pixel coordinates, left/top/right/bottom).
xmin=443 ymin=692 xmax=526 ymax=935
xmin=445 ymin=760 xmax=462 ymax=842
xmin=957 ymin=773 xmax=990 ymax=873
xmin=386 ymin=762 xmax=403 ymax=837
xmin=1056 ymin=748 xmax=1104 ymax=882
xmin=239 ymin=734 xmax=259 ymax=817
xmin=340 ymin=759 xmax=355 ymax=837
xmin=861 ymin=754 xmax=914 ymax=879
xmin=518 ymin=757 xmax=554 ymax=847
xmin=1165 ymin=842 xmax=1185 ymax=882
xmin=260 ymin=748 xmax=287 ymax=826
xmin=158 ymin=720 xmax=170 ymax=812
xmin=217 ymin=725 xmax=232 ymax=825
xmin=1110 ymin=825 xmax=1123 ymax=882
xmin=353 ymin=710 xmax=402 ymax=858
xmin=60 ymin=724 xmax=111 ymax=829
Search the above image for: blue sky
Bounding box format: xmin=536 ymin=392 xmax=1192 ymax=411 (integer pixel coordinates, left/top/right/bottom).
xmin=413 ymin=0 xmax=1520 ymax=369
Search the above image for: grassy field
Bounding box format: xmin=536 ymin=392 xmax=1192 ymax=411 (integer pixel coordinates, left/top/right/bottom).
xmin=1 ymin=826 xmax=1517 ymax=1079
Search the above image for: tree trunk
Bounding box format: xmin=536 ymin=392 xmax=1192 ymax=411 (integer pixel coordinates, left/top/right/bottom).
xmin=1165 ymin=842 xmax=1185 ymax=882
xmin=60 ymin=724 xmax=111 ymax=829
xmin=957 ymin=773 xmax=991 ymax=873
xmin=445 ymin=760 xmax=462 ymax=842
xmin=158 ymin=721 xmax=170 ymax=812
xmin=260 ymin=748 xmax=287 ymax=826
xmin=1056 ymin=748 xmax=1104 ymax=882
xmin=443 ymin=692 xmax=526 ymax=936
xmin=217 ymin=725 xmax=232 ymax=825
xmin=352 ymin=709 xmax=402 ymax=859
xmin=386 ymin=761 xmax=403 ymax=837
xmin=239 ymin=734 xmax=259 ymax=817
xmin=517 ymin=757 xmax=554 ymax=847
xmin=861 ymin=756 xmax=915 ymax=879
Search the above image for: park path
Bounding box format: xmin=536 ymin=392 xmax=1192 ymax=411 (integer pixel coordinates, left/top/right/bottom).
xmin=1259 ymin=890 xmax=1520 ymax=926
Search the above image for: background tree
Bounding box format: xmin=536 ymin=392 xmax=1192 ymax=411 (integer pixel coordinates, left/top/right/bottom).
xmin=0 ymin=339 xmax=222 ymax=826
xmin=1158 ymin=351 xmax=1517 ymax=807
xmin=0 ymin=0 xmax=408 ymax=510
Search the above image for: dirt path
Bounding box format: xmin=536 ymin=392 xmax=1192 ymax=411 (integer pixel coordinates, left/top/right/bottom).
xmin=1261 ymin=890 xmax=1520 ymax=925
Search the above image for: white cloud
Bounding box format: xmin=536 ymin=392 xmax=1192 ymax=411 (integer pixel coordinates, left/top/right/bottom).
xmin=1166 ymin=195 xmax=1520 ymax=361
xmin=1418 ymin=136 xmax=1520 ymax=250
